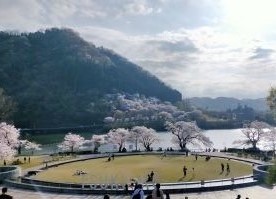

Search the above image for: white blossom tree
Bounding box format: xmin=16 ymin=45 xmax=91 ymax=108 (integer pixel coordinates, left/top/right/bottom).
xmin=233 ymin=120 xmax=269 ymax=150
xmin=107 ymin=128 xmax=129 ymax=152
xmin=0 ymin=122 xmax=20 ymax=160
xmin=24 ymin=141 xmax=41 ymax=155
xmin=91 ymin=134 xmax=108 ymax=152
xmin=165 ymin=121 xmax=212 ymax=151
xmin=138 ymin=126 xmax=159 ymax=151
xmin=58 ymin=132 xmax=85 ymax=153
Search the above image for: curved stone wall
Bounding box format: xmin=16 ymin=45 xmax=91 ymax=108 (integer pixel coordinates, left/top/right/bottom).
xmin=253 ymin=164 xmax=271 ymax=182
xmin=0 ymin=166 xmax=21 ymax=183
xmin=4 ymin=153 xmax=261 ymax=194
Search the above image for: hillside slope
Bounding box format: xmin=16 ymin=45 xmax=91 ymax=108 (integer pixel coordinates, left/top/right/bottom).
xmin=0 ymin=28 xmax=181 ymax=127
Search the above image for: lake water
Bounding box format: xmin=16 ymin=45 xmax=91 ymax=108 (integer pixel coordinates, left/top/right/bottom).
xmin=27 ymin=128 xmax=265 ymax=155
xmin=100 ymin=129 xmax=246 ymax=152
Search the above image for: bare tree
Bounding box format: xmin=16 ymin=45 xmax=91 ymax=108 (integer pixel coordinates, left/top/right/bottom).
xmin=233 ymin=120 xmax=269 ymax=150
xmin=165 ymin=121 xmax=212 ymax=151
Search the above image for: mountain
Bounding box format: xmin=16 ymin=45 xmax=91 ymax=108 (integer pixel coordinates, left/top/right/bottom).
xmin=189 ymin=97 xmax=267 ymax=112
xmin=0 ymin=28 xmax=181 ymax=128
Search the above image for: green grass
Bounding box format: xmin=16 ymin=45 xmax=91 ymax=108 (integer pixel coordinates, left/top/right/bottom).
xmin=33 ymin=155 xmax=253 ymax=184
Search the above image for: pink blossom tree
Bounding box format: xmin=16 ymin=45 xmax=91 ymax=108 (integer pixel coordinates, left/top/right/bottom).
xmin=0 ymin=122 xmax=20 ymax=161
xmin=107 ymin=128 xmax=129 ymax=152
xmin=58 ymin=132 xmax=85 ymax=153
xmin=165 ymin=121 xmax=212 ymax=151
xmin=91 ymin=134 xmax=108 ymax=152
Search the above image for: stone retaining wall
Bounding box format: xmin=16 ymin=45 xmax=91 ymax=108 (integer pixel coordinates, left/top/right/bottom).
xmin=0 ymin=166 xmax=21 ymax=183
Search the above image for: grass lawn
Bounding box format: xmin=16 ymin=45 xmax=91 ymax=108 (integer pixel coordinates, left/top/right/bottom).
xmin=0 ymin=155 xmax=76 ymax=170
xmin=33 ymin=154 xmax=253 ymax=184
xmin=0 ymin=156 xmax=46 ymax=170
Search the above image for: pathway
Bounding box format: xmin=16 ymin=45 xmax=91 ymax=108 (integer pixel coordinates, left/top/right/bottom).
xmin=4 ymin=185 xmax=276 ymax=199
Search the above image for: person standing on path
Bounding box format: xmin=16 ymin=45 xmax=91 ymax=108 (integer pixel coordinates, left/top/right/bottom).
xmin=152 ymin=183 xmax=164 ymax=199
xmin=0 ymin=187 xmax=13 ymax=199
xmin=132 ymin=184 xmax=144 ymax=199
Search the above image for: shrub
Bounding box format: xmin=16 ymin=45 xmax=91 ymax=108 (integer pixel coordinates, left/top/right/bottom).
xmin=266 ymin=164 xmax=276 ymax=185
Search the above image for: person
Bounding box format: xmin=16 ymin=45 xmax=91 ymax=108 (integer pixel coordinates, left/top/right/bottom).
xmin=221 ymin=163 xmax=224 ymax=173
xmin=23 ymin=157 xmax=26 ymax=163
xmin=236 ymin=194 xmax=241 ymax=199
xmin=147 ymin=174 xmax=152 ymax=182
xmin=132 ymin=184 xmax=144 ymax=199
xmin=152 ymin=183 xmax=164 ymax=199
xmin=150 ymin=171 xmax=154 ymax=179
xmin=103 ymin=194 xmax=110 ymax=199
xmin=183 ymin=166 xmax=187 ymax=177
xmin=0 ymin=187 xmax=13 ymax=199
xmin=125 ymin=184 xmax=129 ymax=194
xmin=3 ymin=160 xmax=6 ymax=166
xmin=28 ymin=156 xmax=30 ymax=163
xmin=165 ymin=192 xmax=170 ymax=199
xmin=226 ymin=163 xmax=230 ymax=173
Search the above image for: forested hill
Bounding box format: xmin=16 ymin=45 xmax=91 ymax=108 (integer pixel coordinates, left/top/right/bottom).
xmin=189 ymin=97 xmax=267 ymax=112
xmin=0 ymin=28 xmax=181 ymax=128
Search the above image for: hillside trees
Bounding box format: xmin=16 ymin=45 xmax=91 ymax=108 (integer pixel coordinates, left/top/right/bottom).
xmin=267 ymin=87 xmax=276 ymax=118
xmin=0 ymin=29 xmax=181 ymax=128
xmin=0 ymin=88 xmax=16 ymax=122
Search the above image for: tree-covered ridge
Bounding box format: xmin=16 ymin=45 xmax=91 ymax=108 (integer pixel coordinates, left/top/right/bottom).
xmin=0 ymin=28 xmax=181 ymax=128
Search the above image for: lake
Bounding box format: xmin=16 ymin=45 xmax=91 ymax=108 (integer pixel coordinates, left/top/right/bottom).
xmin=26 ymin=128 xmax=265 ymax=155
xmin=100 ymin=129 xmax=246 ymax=152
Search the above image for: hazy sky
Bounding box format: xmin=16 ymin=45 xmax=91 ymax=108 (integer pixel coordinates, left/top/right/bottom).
xmin=1 ymin=0 xmax=276 ymax=99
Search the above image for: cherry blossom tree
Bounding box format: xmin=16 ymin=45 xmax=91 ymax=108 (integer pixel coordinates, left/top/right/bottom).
xmin=138 ymin=126 xmax=159 ymax=151
xmin=233 ymin=120 xmax=269 ymax=150
xmin=0 ymin=122 xmax=20 ymax=160
xmin=107 ymin=128 xmax=129 ymax=152
xmin=58 ymin=132 xmax=85 ymax=153
xmin=91 ymin=134 xmax=108 ymax=152
xmin=165 ymin=121 xmax=212 ymax=151
xmin=24 ymin=141 xmax=41 ymax=155
xmin=129 ymin=127 xmax=141 ymax=151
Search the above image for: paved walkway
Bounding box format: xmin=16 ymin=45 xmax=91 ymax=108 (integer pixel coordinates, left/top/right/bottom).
xmin=4 ymin=185 xmax=276 ymax=199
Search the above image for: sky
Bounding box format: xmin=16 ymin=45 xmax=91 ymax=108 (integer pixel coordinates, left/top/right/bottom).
xmin=1 ymin=0 xmax=276 ymax=99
